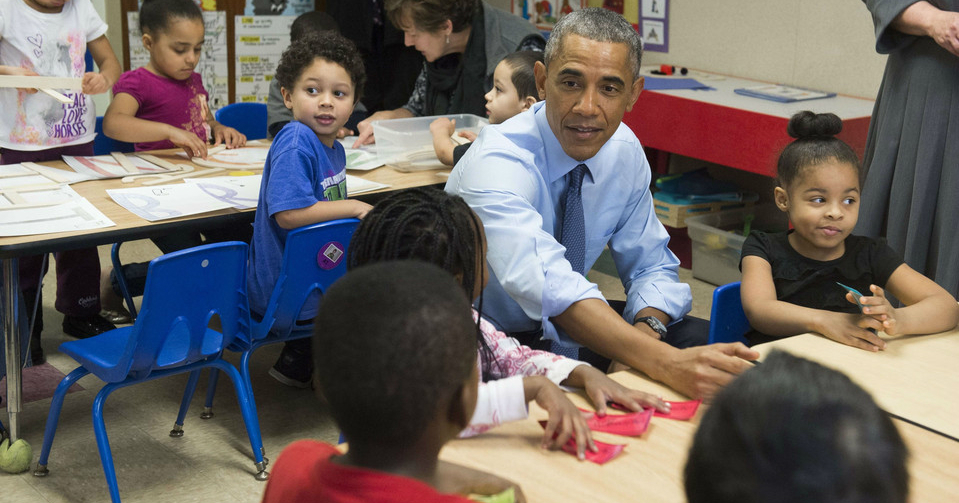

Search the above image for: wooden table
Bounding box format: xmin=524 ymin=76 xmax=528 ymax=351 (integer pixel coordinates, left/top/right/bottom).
xmin=441 ymin=372 xmax=698 ymax=503
xmin=625 ymin=68 xmax=875 ymax=177
xmin=441 ymin=370 xmax=959 ymax=503
xmin=1 ymin=149 xmax=450 ymax=442
xmin=752 ymin=330 xmax=959 ymax=440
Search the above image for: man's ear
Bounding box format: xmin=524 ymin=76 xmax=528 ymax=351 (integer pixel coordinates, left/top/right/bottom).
xmin=774 ymin=186 xmax=789 ymax=212
xmin=625 ymin=75 xmax=644 ymax=112
xmin=533 ymin=61 xmax=547 ymax=102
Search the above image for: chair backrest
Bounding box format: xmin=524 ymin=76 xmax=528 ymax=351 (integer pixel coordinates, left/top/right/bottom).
xmin=253 ymin=219 xmax=359 ymax=341
xmin=708 ymin=281 xmax=751 ymax=345
xmin=215 ymin=102 xmax=268 ymax=141
xmin=93 ymin=116 xmax=135 ymax=155
xmin=107 ymin=242 xmax=251 ymax=382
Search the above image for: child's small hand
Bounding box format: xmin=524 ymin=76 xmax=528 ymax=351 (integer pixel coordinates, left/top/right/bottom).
xmin=430 ymin=117 xmax=456 ymax=138
xmin=337 ymin=127 xmax=353 ymax=139
xmin=212 ymin=124 xmax=247 ymax=148
xmin=819 ymin=311 xmax=886 ymax=351
xmin=168 ymin=125 xmax=208 ymax=159
xmin=857 ymin=284 xmax=902 ymax=335
xmin=458 ymin=130 xmax=478 ymax=142
xmin=532 ymin=379 xmax=596 ymax=459
xmin=81 ymin=71 xmax=111 ymax=95
xmin=352 ymin=200 xmax=373 ymax=219
xmin=577 ymin=366 xmax=668 ymax=416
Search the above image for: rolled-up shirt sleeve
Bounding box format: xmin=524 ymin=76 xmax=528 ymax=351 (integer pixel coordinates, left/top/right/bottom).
xmin=609 ymin=167 xmax=692 ymax=325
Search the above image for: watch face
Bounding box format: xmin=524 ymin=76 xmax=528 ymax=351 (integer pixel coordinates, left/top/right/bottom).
xmin=640 ymin=316 xmax=666 ymax=336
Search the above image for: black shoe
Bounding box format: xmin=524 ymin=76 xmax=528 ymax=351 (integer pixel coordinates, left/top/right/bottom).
xmin=268 ymin=345 xmax=313 ymax=389
xmin=30 ymin=347 xmax=45 ymax=366
xmin=62 ymin=314 xmax=117 ymax=339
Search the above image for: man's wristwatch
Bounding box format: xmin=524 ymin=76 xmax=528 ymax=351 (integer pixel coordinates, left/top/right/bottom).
xmin=636 ymin=316 xmax=668 ymax=340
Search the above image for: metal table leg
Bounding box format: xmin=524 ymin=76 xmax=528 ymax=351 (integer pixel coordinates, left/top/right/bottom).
xmin=2 ymin=258 xmax=22 ymax=442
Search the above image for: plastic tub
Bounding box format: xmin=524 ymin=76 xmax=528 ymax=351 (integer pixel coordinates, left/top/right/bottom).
xmin=686 ymin=205 xmax=788 ymax=286
xmin=372 ymin=114 xmax=488 ymax=156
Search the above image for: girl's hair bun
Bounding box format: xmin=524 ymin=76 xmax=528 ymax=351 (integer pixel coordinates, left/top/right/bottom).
xmin=787 ymin=111 xmax=843 ymax=140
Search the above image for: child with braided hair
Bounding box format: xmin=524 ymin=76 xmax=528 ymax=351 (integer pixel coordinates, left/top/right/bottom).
xmin=348 ymin=187 xmax=669 ymax=460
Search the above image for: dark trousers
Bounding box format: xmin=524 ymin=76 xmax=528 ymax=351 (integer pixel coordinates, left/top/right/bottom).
xmin=1 ymin=142 xmax=101 ymax=317
xmin=509 ymin=300 xmax=710 ymax=371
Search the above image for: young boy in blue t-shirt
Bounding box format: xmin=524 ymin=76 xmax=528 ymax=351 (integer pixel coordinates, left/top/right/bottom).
xmin=249 ymin=31 xmax=372 ymax=387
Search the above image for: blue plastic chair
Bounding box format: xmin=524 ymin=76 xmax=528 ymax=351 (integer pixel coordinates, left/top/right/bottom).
xmin=183 ymin=219 xmax=359 ymax=421
xmin=214 ymin=102 xmax=268 ymax=141
xmin=707 ymin=281 xmax=751 ymax=345
xmin=33 ymin=242 xmax=269 ymax=502
xmin=93 ymin=116 xmax=135 ymax=155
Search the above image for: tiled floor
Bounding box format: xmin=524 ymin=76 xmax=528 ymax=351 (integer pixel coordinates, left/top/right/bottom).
xmin=2 ymin=240 xmax=717 ymax=502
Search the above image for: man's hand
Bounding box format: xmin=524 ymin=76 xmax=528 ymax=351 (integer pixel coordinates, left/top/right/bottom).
xmin=657 ymin=343 xmax=759 ymax=400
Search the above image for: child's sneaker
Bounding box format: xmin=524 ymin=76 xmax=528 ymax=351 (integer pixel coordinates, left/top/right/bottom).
xmin=268 ymin=345 xmax=313 ymax=388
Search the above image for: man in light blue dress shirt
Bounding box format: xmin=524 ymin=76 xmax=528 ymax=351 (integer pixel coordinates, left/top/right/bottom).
xmin=445 ymin=8 xmax=758 ymax=400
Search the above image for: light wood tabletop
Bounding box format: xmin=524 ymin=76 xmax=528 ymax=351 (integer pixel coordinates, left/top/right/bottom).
xmin=440 ymin=370 xmax=959 ymax=503
xmin=752 ymin=329 xmax=959 ymax=440
xmin=441 ymin=371 xmax=698 ymax=503
xmin=0 ymin=146 xmax=449 ymax=442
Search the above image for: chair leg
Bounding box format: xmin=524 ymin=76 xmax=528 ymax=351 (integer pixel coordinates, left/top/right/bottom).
xmin=92 ymin=383 xmax=123 ymax=503
xmin=110 ymin=242 xmax=138 ymax=320
xmin=238 ymin=350 xmax=267 ymax=467
xmin=171 ymin=370 xmax=202 ymax=437
xmin=210 ymin=360 xmax=268 ymax=481
xmin=201 ymin=368 xmax=220 ymax=419
xmin=34 ymin=367 xmax=90 ymax=477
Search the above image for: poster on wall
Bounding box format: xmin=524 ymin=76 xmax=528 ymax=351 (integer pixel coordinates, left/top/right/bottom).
xmin=511 ymin=0 xmax=586 ymax=30
xmin=235 ymin=16 xmax=296 ymax=104
xmin=126 ymin=11 xmax=229 ymax=110
xmin=244 ymin=0 xmax=314 ymax=16
xmin=639 ymin=0 xmax=668 ymax=52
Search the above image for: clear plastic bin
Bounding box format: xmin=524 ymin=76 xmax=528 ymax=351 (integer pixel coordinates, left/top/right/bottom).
xmin=686 ymin=205 xmax=788 ymax=286
xmin=372 ymin=114 xmax=488 ymax=157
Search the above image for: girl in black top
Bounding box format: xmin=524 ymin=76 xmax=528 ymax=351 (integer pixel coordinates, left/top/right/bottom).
xmin=740 ymin=111 xmax=959 ymax=351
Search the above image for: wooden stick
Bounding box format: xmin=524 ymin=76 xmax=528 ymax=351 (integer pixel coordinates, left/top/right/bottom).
xmin=0 ymin=75 xmax=82 ymax=89
xmin=110 ymin=152 xmax=139 ymax=174
xmin=121 ymin=165 xmax=193 ymax=183
xmin=135 ymin=154 xmax=183 ymax=172
xmin=39 ymin=88 xmax=72 ymax=104
xmin=141 ymin=167 xmax=223 ymax=186
xmin=20 ymin=162 xmax=72 ymax=183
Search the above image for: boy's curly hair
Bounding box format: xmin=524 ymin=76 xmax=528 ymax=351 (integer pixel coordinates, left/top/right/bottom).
xmin=275 ymin=31 xmax=366 ymax=104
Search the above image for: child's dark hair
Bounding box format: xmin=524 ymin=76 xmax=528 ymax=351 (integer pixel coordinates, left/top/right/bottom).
xmin=684 ymin=351 xmax=908 ymax=503
xmin=777 ymin=111 xmax=861 ymax=188
xmin=290 ymin=11 xmax=339 ymax=43
xmin=313 ymin=261 xmax=477 ymax=448
xmin=347 ymin=187 xmax=501 ymax=380
xmin=139 ymin=0 xmax=202 ymax=36
xmin=275 ymin=31 xmax=366 ymax=104
xmin=502 ymin=51 xmax=543 ymax=101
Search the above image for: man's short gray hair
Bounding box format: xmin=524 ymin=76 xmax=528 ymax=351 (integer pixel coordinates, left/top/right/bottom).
xmin=544 ymin=8 xmax=644 ymax=80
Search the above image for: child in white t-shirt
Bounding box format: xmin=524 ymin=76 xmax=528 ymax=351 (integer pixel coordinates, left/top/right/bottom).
xmin=0 ymin=0 xmax=122 ymax=361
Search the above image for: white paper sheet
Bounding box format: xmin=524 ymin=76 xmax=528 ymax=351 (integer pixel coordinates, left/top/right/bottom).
xmin=0 ymin=186 xmax=114 ymax=236
xmin=63 ymin=155 xmax=169 ymax=179
xmin=184 ymin=175 xmax=262 ymax=209
xmin=107 ymin=184 xmax=234 ymax=222
xmin=346 ymin=174 xmax=389 ymax=195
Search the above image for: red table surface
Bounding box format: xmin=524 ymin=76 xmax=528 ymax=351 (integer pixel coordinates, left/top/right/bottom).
xmin=625 ymin=90 xmax=871 ymax=178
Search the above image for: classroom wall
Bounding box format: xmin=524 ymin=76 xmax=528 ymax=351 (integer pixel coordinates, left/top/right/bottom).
xmin=488 ymin=0 xmax=886 ymax=99
xmin=90 ymin=0 xmax=124 ymax=115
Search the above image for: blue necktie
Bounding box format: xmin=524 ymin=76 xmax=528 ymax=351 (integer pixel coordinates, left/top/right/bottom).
xmin=550 ymin=163 xmax=589 ymax=359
